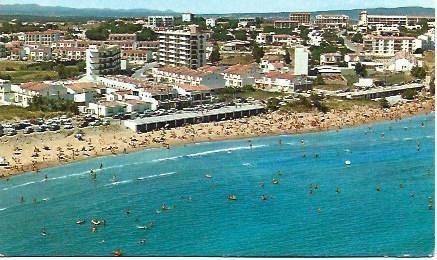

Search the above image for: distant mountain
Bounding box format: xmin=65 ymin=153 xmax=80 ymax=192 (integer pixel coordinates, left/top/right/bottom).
xmin=203 ymin=7 xmax=435 ymax=20
xmin=0 ymin=4 xmax=178 ymax=18
xmin=0 ymin=4 xmax=434 ymax=20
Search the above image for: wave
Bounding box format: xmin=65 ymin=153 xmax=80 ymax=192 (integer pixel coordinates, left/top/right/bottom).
xmin=151 ymin=156 xmax=181 ymax=162
xmin=0 ymin=207 xmax=7 ymax=211
xmin=185 ymin=145 xmax=267 ymax=158
xmin=105 ymin=180 xmax=133 ymax=186
xmin=6 ymin=181 xmax=36 ymax=190
xmin=137 ymin=172 xmax=176 ymax=180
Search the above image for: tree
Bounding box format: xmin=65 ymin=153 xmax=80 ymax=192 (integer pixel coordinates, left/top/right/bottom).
xmin=430 ymin=76 xmax=435 ymax=95
xmin=56 ymin=64 xmax=68 ymax=79
xmin=252 ymin=42 xmax=264 ymax=63
xmin=234 ymin=31 xmax=247 ymax=41
xmin=209 ymin=45 xmax=221 ymax=64
xmin=401 ymin=89 xmax=417 ymax=100
xmin=85 ymin=28 xmax=109 ymax=40
xmin=136 ymin=28 xmax=157 ymax=41
xmin=379 ymin=98 xmax=391 ymax=108
xmin=411 ymin=66 xmax=426 ymax=79
xmin=354 ymin=62 xmax=368 ymax=77
xmin=351 ymin=32 xmax=363 ymax=43
xmin=283 ymin=49 xmax=291 ymax=64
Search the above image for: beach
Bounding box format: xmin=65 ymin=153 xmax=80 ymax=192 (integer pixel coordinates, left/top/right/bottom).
xmin=0 ymin=96 xmax=434 ymax=178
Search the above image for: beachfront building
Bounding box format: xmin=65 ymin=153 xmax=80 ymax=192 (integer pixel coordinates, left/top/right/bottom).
xmin=157 ymin=25 xmax=207 ymax=69
xmin=314 ymin=15 xmax=349 ymax=28
xmin=320 ymin=52 xmax=342 ymax=65
xmin=223 ymin=64 xmax=260 ymax=88
xmin=0 ymin=80 xmax=14 ymax=105
xmin=172 ymin=84 xmax=212 ymax=105
xmin=152 ymin=65 xmax=225 ymax=89
xmin=64 ymin=82 xmax=102 ymax=105
xmin=182 ymin=13 xmax=194 ymax=22
xmin=363 ymin=35 xmax=416 ymax=57
xmin=255 ymin=72 xmax=312 ymax=92
xmin=86 ymin=45 xmax=121 ymax=78
xmin=12 ymin=82 xmax=70 ymax=107
xmin=294 ymin=47 xmax=309 ymax=76
xmin=147 ymin=16 xmax=175 ymax=28
xmin=23 ymin=30 xmax=64 ymax=46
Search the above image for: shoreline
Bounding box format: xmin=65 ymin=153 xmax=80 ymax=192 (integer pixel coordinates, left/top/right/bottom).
xmin=0 ymin=97 xmax=434 ymax=179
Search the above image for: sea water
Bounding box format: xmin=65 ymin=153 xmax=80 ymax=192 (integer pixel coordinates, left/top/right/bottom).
xmin=0 ymin=113 xmax=434 ymax=256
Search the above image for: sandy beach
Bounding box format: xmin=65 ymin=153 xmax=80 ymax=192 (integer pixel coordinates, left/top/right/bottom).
xmin=0 ymin=96 xmax=434 ymax=178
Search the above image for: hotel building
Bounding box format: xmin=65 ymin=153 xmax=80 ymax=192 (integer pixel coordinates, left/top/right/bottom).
xmin=157 ymin=25 xmax=207 ymax=69
xmin=86 ymin=45 xmax=121 ymax=78
xmin=363 ymin=35 xmax=416 ymax=57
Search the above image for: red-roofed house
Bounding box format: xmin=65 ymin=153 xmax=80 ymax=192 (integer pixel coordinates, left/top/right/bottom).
xmin=14 ymin=81 xmax=70 ymax=107
xmin=223 ymin=64 xmax=260 ymax=88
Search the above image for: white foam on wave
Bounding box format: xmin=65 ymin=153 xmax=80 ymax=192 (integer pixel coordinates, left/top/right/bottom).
xmin=137 ymin=172 xmax=176 ymax=180
xmin=8 ymin=181 xmax=36 ymax=190
xmin=105 ymin=179 xmax=133 ymax=186
xmin=151 ymin=156 xmax=181 ymax=162
xmin=185 ymin=145 xmax=267 ymax=158
xmin=242 ymin=162 xmax=252 ymax=167
xmin=403 ymin=137 xmax=413 ymax=141
xmin=0 ymin=207 xmax=7 ymax=211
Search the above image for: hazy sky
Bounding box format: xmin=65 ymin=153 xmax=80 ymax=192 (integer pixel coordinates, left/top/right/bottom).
xmin=2 ymin=0 xmax=435 ymax=13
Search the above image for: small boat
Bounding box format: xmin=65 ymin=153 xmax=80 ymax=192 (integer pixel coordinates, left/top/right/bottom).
xmin=112 ymin=249 xmax=122 ymax=257
xmin=91 ymin=219 xmax=101 ymax=225
xmin=41 ymin=228 xmax=47 ymax=236
xmin=272 ymin=179 xmax=279 ymax=184
xmin=261 ymin=195 xmax=267 ymax=201
xmin=76 ymin=219 xmax=85 ymax=225
xmin=228 ymin=194 xmax=237 ymax=201
xmin=344 ymin=160 xmax=351 ymax=166
xmin=205 ymin=174 xmax=212 ymax=179
xmin=137 ymin=225 xmax=147 ymax=230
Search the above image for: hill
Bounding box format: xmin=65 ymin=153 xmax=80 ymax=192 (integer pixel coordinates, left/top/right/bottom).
xmin=0 ymin=4 xmax=433 ymax=20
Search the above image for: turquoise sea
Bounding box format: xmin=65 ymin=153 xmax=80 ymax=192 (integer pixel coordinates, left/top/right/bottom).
xmin=0 ymin=113 xmax=434 ymax=256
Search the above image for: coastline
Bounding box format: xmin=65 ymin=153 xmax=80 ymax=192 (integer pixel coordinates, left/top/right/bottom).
xmin=0 ymin=97 xmax=434 ymax=179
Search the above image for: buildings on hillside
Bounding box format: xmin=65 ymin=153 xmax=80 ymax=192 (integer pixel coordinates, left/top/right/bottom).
xmin=157 ymin=25 xmax=207 ymax=69
xmin=147 ymin=16 xmax=175 ymax=28
xmin=23 ymin=30 xmax=64 ymax=46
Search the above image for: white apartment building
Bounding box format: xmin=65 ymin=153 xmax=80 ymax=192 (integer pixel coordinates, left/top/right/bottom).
xmin=363 ymin=35 xmax=416 ymax=57
xmin=223 ymin=64 xmax=259 ymax=88
xmin=147 ymin=16 xmax=174 ymax=28
xmin=315 ymin=15 xmax=349 ymax=28
xmin=182 ymin=13 xmax=194 ymax=22
xmin=206 ymin=18 xmax=217 ymax=28
xmin=294 ymin=47 xmax=309 ymax=76
xmin=157 ymin=26 xmax=207 ymax=69
xmin=86 ymin=45 xmax=121 ymax=78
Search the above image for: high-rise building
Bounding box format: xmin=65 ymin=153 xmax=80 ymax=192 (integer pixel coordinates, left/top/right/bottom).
xmin=289 ymin=12 xmax=311 ymax=25
xmin=157 ymin=25 xmax=207 ymax=69
xmin=294 ymin=47 xmax=308 ymax=75
xmin=359 ymin=10 xmax=435 ymax=27
xmin=86 ymin=45 xmax=121 ymax=78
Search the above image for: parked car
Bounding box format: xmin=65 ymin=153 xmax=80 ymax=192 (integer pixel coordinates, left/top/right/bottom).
xmin=4 ymin=128 xmax=17 ymax=136
xmin=23 ymin=126 xmax=34 ymax=134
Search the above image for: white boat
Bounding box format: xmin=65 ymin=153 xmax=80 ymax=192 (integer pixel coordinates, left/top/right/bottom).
xmin=345 ymin=160 xmax=351 ymax=166
xmin=205 ymin=174 xmax=212 ymax=178
xmin=91 ymin=219 xmax=101 ymax=225
xmin=137 ymin=226 xmax=147 ymax=230
xmin=76 ymin=219 xmax=85 ymax=225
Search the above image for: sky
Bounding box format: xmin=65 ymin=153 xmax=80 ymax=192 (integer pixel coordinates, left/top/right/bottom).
xmin=1 ymin=0 xmax=435 ymax=13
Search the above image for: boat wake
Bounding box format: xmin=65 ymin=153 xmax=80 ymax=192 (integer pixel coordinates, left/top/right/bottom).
xmin=137 ymin=172 xmax=176 ymax=180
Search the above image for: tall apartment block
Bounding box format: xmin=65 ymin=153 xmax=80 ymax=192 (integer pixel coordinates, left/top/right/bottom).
xmin=289 ymin=12 xmax=311 ymax=25
xmin=86 ymin=45 xmax=121 ymax=78
xmin=147 ymin=16 xmax=175 ymax=28
xmin=157 ymin=25 xmax=207 ymax=69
